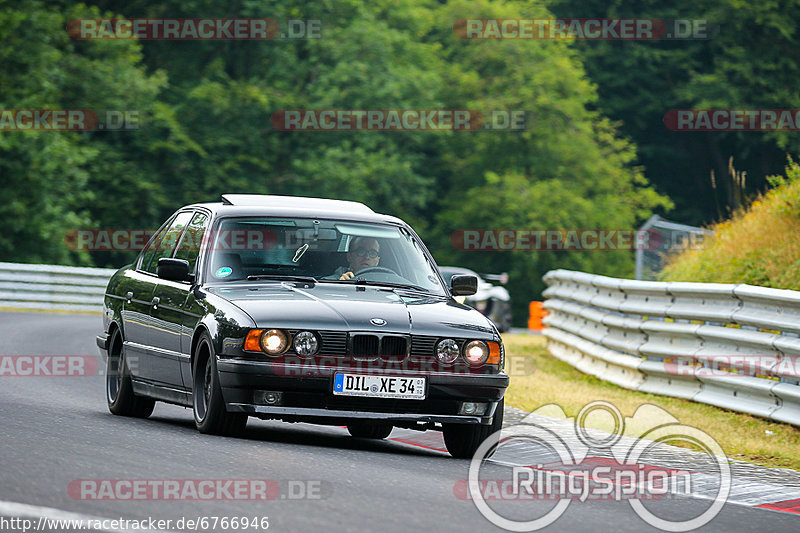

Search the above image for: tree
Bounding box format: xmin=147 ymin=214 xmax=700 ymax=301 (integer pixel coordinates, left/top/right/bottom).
xmin=549 ymin=0 xmax=800 ymax=224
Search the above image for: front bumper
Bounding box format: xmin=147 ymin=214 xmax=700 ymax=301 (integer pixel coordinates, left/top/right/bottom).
xmin=96 ymin=334 xmax=108 ymax=353
xmin=218 ymin=358 xmax=509 ymax=426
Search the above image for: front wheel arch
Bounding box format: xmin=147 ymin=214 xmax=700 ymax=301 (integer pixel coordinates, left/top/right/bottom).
xmin=191 ymin=331 xmax=247 ymax=436
xmin=190 ymin=325 xmax=213 ymax=381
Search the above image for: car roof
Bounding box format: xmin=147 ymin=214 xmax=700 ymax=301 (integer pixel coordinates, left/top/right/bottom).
xmin=186 ymin=195 xmax=404 ymax=225
xmin=221 ymin=194 xmax=374 ymax=212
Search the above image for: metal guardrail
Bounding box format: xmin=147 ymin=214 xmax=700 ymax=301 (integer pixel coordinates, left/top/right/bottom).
xmin=543 ymin=269 xmax=800 ymax=426
xmin=3 ymin=261 xmax=799 ymax=425
xmin=0 ymin=262 xmax=115 ymax=313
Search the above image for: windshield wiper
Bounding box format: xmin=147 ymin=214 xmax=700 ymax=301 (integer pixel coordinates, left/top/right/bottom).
xmin=335 ymin=279 xmax=434 ymax=294
xmin=247 ymin=275 xmax=317 ymax=283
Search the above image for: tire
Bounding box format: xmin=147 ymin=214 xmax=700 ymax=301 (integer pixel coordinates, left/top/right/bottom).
xmin=346 ymin=421 xmax=393 ymax=439
xmin=192 ymin=334 xmax=248 ymax=436
xmin=106 ymin=328 xmax=155 ymax=418
xmin=443 ymin=398 xmax=504 ymax=459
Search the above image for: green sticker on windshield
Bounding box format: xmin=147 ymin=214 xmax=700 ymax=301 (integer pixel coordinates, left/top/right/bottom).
xmin=215 ymin=266 xmax=232 ymax=278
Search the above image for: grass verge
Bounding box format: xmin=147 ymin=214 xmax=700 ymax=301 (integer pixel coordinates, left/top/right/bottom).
xmin=503 ymin=333 xmax=800 ymax=471
xmin=661 ymin=157 xmax=800 ymax=288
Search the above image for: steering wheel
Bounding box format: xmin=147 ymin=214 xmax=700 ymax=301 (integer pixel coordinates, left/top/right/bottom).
xmin=354 ymin=266 xmax=398 ymax=276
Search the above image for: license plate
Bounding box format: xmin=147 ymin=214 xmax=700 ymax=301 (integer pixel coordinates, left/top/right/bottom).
xmin=333 ymin=373 xmax=426 ymax=400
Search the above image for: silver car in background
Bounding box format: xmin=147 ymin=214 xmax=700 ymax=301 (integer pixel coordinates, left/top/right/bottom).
xmin=439 ymin=267 xmax=512 ymax=332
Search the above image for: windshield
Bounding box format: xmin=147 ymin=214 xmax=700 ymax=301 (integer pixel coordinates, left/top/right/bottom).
xmin=205 ymin=217 xmax=446 ymax=294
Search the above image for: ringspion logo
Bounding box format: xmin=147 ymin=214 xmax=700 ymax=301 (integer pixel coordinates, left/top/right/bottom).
xmin=468 ymin=401 xmax=730 ymax=531
xmin=455 ymin=458 xmax=689 ymax=501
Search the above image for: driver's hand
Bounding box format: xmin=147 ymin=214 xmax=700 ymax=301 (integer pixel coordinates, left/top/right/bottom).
xmin=339 ymin=271 xmax=355 ymax=280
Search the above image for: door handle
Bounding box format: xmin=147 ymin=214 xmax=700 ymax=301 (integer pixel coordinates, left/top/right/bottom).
xmin=126 ymin=291 xmax=133 ymax=304
xmin=152 ymin=296 xmax=160 ymax=309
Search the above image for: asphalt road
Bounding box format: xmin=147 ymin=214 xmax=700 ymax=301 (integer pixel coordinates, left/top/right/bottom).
xmin=0 ymin=311 xmax=797 ymax=532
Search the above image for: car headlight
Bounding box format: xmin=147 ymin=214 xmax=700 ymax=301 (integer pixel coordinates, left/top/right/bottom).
xmin=260 ymin=329 xmax=290 ymax=355
xmin=436 ymin=338 xmax=460 ymax=364
xmin=463 ymin=340 xmax=489 ymax=365
xmin=293 ymin=331 xmax=319 ymax=356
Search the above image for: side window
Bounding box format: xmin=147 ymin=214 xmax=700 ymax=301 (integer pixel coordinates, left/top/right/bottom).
xmin=138 ymin=218 xmax=174 ymax=273
xmin=174 ymin=212 xmax=209 ymax=273
xmin=142 ymin=211 xmax=194 ymax=274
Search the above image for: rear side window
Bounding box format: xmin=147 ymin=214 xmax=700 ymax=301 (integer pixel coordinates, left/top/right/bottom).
xmin=141 ymin=211 xmax=194 ymax=274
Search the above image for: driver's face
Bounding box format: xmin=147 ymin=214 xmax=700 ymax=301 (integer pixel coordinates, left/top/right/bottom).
xmin=347 ymin=238 xmax=380 ymax=272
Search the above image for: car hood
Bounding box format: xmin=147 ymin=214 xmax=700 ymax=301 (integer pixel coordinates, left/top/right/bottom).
xmin=206 ymin=282 xmax=496 ymax=337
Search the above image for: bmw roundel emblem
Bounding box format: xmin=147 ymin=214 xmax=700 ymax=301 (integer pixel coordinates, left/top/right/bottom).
xmin=370 ymin=318 xmax=387 ymax=326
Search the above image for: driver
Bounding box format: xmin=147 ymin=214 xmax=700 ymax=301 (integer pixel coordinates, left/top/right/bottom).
xmin=336 ymin=237 xmax=380 ymax=280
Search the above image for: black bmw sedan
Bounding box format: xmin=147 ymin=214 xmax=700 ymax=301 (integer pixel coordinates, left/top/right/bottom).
xmin=97 ymin=194 xmax=508 ymax=458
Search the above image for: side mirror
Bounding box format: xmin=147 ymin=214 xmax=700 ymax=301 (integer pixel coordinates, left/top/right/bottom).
xmin=450 ymin=274 xmax=478 ymax=296
xmin=157 ymin=258 xmax=191 ymax=282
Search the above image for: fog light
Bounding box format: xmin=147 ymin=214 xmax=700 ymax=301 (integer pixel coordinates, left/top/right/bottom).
xmin=256 ymin=391 xmax=283 ymax=405
xmin=459 ymin=402 xmax=488 ymax=415
xmin=293 ymin=331 xmax=319 ymax=356
xmin=436 ymin=338 xmax=459 ymax=364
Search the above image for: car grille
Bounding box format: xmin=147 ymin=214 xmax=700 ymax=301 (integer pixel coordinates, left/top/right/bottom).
xmin=380 ymin=335 xmax=408 ymax=358
xmin=351 ymin=334 xmax=408 ymax=359
xmin=410 ymin=335 xmax=439 ymax=358
xmin=318 ymin=331 xmax=348 ymax=355
xmin=284 ymin=331 xmax=499 ymax=364
xmin=352 ymin=334 xmax=380 ymax=357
